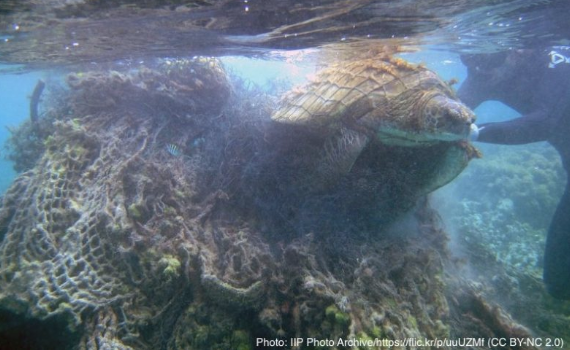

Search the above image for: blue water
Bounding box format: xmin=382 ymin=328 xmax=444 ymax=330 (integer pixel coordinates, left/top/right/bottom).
xmin=222 ymin=56 xmax=314 ymax=90
xmin=0 ymin=68 xmax=45 ymax=194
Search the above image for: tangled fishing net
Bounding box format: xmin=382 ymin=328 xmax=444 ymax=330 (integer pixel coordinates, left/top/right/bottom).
xmin=0 ymin=57 xmax=539 ymax=349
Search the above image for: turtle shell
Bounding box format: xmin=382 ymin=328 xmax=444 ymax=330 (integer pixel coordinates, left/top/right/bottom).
xmin=271 ymin=57 xmax=453 ymax=131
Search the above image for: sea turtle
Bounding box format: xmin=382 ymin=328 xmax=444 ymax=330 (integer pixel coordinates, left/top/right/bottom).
xmin=271 ymin=56 xmax=480 ymax=193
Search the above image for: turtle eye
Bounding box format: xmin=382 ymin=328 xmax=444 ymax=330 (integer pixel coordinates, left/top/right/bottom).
xmin=445 ymin=109 xmax=460 ymax=121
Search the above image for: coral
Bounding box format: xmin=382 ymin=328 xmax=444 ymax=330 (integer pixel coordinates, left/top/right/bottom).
xmin=0 ymin=58 xmax=537 ymax=349
xmin=449 ymin=144 xmax=565 ymax=230
xmin=456 ymin=199 xmax=546 ymax=273
xmin=436 ymin=142 xmax=570 ymax=346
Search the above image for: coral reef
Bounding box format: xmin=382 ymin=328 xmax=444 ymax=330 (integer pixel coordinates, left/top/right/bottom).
xmin=437 ymin=143 xmax=570 ymax=346
xmin=451 ymin=145 xmax=565 ymax=230
xmin=0 ymin=58 xmax=537 ymax=349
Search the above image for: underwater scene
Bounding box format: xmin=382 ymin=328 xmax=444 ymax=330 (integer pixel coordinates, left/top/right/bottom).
xmin=0 ymin=1 xmax=570 ymax=349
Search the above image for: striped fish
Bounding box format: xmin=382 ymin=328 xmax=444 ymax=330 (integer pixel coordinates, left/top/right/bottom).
xmin=165 ymin=143 xmax=182 ymax=157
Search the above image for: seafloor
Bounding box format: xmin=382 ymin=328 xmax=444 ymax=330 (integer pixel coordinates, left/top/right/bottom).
xmin=0 ymin=56 xmax=568 ymax=350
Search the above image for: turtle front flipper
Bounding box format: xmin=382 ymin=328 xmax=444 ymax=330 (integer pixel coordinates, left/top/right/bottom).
xmin=418 ymin=142 xmax=478 ymax=196
xmin=314 ymin=127 xmax=370 ymax=189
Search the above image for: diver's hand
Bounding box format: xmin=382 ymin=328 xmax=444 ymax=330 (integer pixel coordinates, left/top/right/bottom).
xmin=469 ymin=124 xmax=481 ymax=141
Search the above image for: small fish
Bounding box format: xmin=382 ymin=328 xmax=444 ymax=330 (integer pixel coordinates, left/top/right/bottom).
xmin=165 ymin=143 xmax=182 ymax=157
xmin=190 ymin=137 xmax=205 ymax=149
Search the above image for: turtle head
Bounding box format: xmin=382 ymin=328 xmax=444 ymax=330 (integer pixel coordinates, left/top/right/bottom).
xmin=374 ymin=90 xmax=477 ymax=147
xmin=422 ymin=94 xmax=477 ymax=142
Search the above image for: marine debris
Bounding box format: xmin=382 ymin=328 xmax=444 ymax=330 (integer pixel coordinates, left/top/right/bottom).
xmin=0 ymin=55 xmax=540 ymax=349
xmin=29 ymin=79 xmax=45 ymax=124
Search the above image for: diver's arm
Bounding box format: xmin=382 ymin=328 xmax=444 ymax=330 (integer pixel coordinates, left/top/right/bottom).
xmin=477 ymin=110 xmax=553 ymax=145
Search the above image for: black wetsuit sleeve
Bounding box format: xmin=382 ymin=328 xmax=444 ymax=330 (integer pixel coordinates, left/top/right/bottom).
xmin=477 ymin=109 xmax=554 ymax=145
